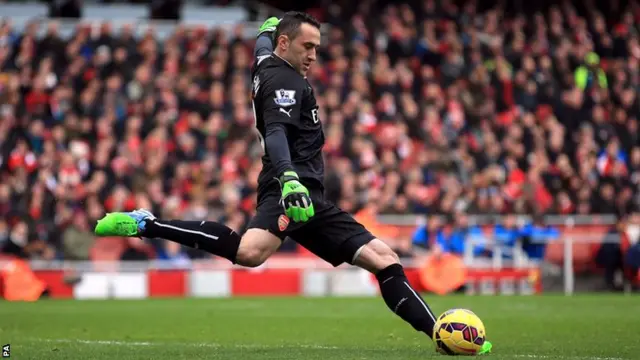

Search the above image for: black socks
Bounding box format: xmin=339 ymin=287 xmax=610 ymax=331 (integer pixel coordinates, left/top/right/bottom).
xmin=141 ymin=219 xmax=241 ymax=263
xmin=376 ymin=263 xmax=438 ymax=337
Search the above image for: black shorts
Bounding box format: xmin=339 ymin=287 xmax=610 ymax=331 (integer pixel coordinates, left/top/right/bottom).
xmin=246 ymin=184 xmax=375 ymax=267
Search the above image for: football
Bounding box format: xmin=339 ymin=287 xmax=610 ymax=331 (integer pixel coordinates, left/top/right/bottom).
xmin=432 ymin=308 xmax=486 ymax=356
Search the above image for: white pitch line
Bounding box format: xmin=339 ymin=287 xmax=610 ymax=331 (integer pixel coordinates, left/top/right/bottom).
xmin=515 ymin=355 xmax=625 ymax=360
xmin=75 ymin=339 xmax=154 ymax=346
xmin=30 ymin=338 xmax=339 ymax=350
xmin=29 ymin=340 xmax=626 ymax=359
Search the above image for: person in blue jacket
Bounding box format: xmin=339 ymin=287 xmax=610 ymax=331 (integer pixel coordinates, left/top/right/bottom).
xmin=519 ymin=215 xmax=560 ymax=260
xmin=413 ymin=213 xmax=488 ymax=256
xmin=493 ymin=215 xmax=521 ymax=258
xmin=412 ymin=216 xmax=442 ymax=252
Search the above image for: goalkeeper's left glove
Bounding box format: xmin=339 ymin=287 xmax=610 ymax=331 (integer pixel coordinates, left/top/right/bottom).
xmin=258 ymin=17 xmax=280 ymax=37
xmin=279 ymin=171 xmax=315 ymax=223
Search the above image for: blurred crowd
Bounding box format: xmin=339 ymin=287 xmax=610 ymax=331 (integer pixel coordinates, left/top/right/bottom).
xmin=1 ymin=0 xmax=640 ymax=264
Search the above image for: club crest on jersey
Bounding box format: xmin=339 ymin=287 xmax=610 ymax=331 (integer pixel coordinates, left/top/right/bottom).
xmin=278 ymin=214 xmax=290 ymax=231
xmin=274 ymin=89 xmax=296 ymax=107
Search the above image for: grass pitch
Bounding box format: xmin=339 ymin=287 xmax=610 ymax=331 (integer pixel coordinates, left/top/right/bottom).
xmin=1 ymin=295 xmax=638 ymax=359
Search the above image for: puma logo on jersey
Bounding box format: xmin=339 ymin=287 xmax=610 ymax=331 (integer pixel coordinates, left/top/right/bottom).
xmin=279 ymin=108 xmax=292 ymax=117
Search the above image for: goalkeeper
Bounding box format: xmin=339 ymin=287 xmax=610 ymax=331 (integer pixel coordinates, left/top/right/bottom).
xmin=94 ymin=13 xmax=492 ymax=355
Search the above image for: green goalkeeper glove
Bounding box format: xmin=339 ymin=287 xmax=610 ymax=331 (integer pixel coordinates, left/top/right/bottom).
xmin=279 ymin=171 xmax=315 ymax=223
xmin=258 ymin=17 xmax=280 ymax=37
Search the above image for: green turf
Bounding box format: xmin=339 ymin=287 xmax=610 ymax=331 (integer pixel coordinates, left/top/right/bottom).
xmin=1 ymin=295 xmax=638 ymax=359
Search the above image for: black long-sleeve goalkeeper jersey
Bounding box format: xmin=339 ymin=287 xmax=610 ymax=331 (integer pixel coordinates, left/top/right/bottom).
xmin=251 ymin=44 xmax=325 ymax=192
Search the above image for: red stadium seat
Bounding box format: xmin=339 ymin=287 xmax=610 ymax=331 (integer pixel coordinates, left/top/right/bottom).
xmin=544 ymin=226 xmax=610 ymax=271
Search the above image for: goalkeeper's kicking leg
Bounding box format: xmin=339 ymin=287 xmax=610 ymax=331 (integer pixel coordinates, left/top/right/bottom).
xmin=94 ymin=209 xmax=283 ymax=268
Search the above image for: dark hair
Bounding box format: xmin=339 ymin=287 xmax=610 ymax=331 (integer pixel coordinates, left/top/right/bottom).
xmin=274 ymin=11 xmax=321 ymax=41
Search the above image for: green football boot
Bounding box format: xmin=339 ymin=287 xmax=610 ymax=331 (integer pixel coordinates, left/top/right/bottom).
xmin=94 ymin=209 xmax=155 ymax=237
xmin=478 ymin=341 xmax=493 ymax=355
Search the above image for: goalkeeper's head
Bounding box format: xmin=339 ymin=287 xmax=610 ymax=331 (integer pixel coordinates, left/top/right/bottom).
xmin=273 ymin=11 xmax=321 ymax=76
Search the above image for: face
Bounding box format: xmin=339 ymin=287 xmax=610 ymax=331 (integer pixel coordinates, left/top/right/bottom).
xmin=278 ymin=23 xmax=320 ymax=76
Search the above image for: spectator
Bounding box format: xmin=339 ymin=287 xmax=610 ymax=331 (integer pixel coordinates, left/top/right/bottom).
xmin=493 ymin=215 xmax=521 ymax=258
xmin=596 ymin=217 xmax=626 ymax=291
xmin=623 ymin=212 xmax=640 ymax=281
xmin=594 ymin=210 xmax=640 ymax=291
xmin=62 ymin=210 xmax=95 ymax=261
xmin=575 ymin=52 xmax=608 ymax=91
xmin=156 ymin=241 xmax=192 ymax=268
xmin=120 ymin=238 xmax=153 ymax=261
xmin=412 ymin=215 xmax=442 ymax=253
xmin=0 ymin=219 xmax=25 ymax=258
xmin=520 ymin=215 xmax=560 ymax=261
xmin=434 ymin=213 xmax=487 ymax=257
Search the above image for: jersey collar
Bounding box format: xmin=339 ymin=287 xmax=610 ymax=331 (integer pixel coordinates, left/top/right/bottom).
xmin=273 ymin=52 xmax=295 ymax=69
xmin=272 ymin=52 xmax=307 ymax=79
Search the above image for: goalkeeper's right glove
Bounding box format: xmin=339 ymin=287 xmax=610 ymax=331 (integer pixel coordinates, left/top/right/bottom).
xmin=258 ymin=17 xmax=280 ymax=37
xmin=279 ymin=171 xmax=315 ymax=223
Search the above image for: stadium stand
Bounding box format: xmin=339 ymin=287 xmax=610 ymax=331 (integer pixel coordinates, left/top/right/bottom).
xmin=1 ymin=0 xmax=639 ymax=292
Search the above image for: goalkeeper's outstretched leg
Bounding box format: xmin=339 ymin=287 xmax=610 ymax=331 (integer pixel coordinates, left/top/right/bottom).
xmin=94 ymin=209 xmax=282 ymax=267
